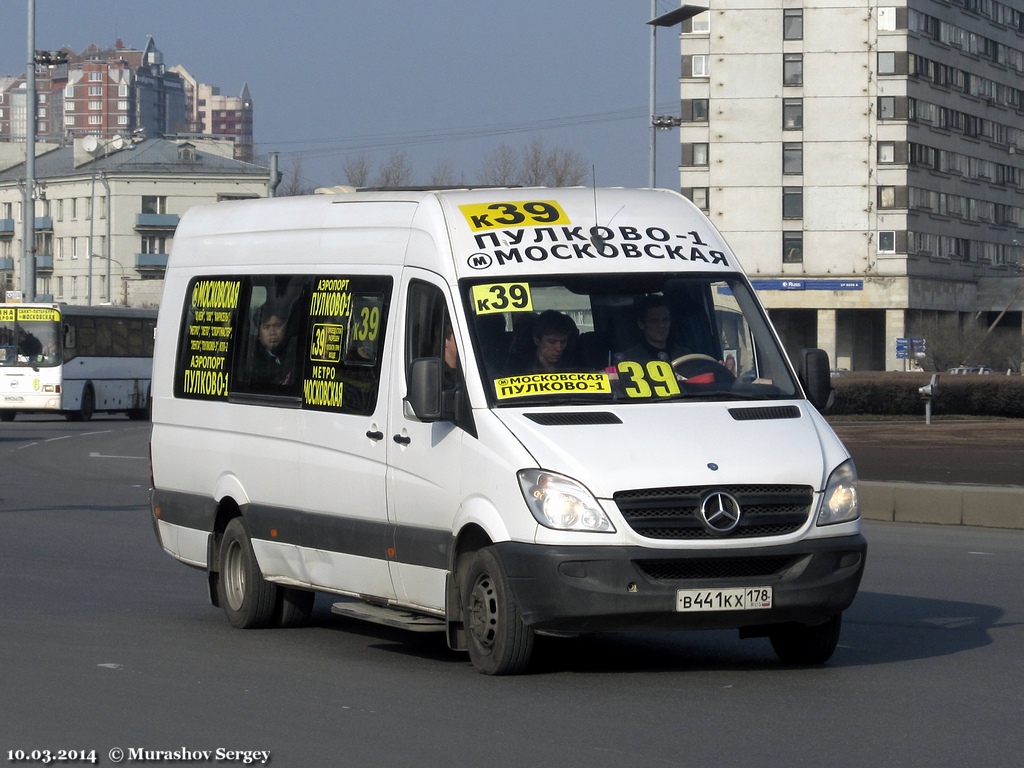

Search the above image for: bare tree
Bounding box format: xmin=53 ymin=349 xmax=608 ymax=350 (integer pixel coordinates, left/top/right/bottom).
xmin=480 ymin=142 xmax=520 ymax=186
xmin=343 ymin=154 xmax=372 ymax=188
xmin=519 ymin=137 xmax=548 ymax=186
xmin=548 ymin=146 xmax=587 ymax=186
xmin=429 ymin=156 xmax=457 ymax=187
xmin=278 ymin=158 xmax=313 ymax=196
xmin=376 ymin=150 xmax=414 ymax=188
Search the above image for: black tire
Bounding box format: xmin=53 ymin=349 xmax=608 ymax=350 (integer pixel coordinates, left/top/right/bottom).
xmin=276 ymin=586 xmax=315 ymax=628
xmin=217 ymin=517 xmax=278 ymax=629
xmin=67 ymin=385 xmax=95 ymax=422
xmin=0 ymin=411 xmax=15 ymax=422
xmin=462 ymin=547 xmax=534 ymax=675
xmin=769 ymin=613 xmax=843 ymax=665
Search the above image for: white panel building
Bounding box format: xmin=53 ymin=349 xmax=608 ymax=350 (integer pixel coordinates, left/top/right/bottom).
xmin=676 ymin=1 xmax=1024 ymax=371
xmin=0 ymin=138 xmax=268 ymax=307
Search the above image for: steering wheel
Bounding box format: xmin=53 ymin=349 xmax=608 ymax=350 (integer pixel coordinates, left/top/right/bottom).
xmin=671 ymin=353 xmax=737 ymax=387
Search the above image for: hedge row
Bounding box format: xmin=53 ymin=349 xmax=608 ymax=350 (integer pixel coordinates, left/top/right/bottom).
xmin=829 ymin=372 xmax=1024 ymax=418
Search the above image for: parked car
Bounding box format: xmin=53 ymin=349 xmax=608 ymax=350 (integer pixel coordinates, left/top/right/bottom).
xmin=947 ymin=366 xmax=992 ymax=374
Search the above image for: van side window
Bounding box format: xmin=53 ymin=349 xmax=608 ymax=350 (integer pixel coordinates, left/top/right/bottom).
xmin=404 ymin=281 xmax=453 ymax=384
xmin=173 ymin=274 xmax=392 ymax=415
xmin=235 ymin=277 xmax=307 ymax=395
xmin=300 ymin=275 xmax=392 ymax=416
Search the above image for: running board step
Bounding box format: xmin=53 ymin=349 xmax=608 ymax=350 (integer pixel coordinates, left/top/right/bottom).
xmin=331 ymin=599 xmax=445 ymax=633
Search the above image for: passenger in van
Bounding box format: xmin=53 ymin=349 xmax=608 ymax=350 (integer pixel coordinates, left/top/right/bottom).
xmin=443 ymin=321 xmax=461 ymax=389
xmin=619 ymin=294 xmax=690 ymax=365
xmin=252 ymin=302 xmax=296 ymax=386
xmin=529 ymin=310 xmax=578 ymax=373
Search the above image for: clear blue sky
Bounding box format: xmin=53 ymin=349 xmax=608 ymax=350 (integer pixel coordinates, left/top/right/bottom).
xmin=1 ymin=0 xmax=689 ymax=189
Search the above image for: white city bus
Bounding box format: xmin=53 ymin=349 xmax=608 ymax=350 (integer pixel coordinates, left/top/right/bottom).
xmin=0 ymin=303 xmax=157 ymax=421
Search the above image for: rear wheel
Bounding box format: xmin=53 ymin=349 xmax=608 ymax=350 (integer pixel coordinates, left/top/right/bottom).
xmin=217 ymin=517 xmax=277 ymax=628
xmin=462 ymin=547 xmax=534 ymax=675
xmin=769 ymin=613 xmax=843 ymax=665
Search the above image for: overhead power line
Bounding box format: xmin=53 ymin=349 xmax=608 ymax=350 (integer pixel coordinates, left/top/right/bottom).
xmin=262 ymin=102 xmax=683 ymax=160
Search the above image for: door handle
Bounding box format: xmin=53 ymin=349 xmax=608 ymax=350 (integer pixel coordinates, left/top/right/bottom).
xmin=392 ymin=434 xmax=411 ymax=445
xmin=365 ymin=430 xmax=384 ymax=441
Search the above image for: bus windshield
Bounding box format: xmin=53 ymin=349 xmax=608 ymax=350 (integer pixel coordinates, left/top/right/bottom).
xmin=0 ymin=306 xmax=61 ymax=367
xmin=460 ymin=273 xmax=800 ymax=406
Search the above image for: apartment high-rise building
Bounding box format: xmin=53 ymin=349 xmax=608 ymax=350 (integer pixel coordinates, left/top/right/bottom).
xmin=0 ymin=39 xmax=252 ymax=162
xmin=676 ymin=1 xmax=1024 ymax=372
xmin=171 ymin=66 xmax=254 ymax=162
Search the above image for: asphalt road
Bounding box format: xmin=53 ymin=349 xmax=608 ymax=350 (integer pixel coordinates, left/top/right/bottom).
xmin=2 ymin=417 xmax=1023 ymax=768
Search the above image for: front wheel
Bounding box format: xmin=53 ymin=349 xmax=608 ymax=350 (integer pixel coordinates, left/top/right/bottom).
xmin=217 ymin=517 xmax=278 ymax=629
xmin=66 ymin=384 xmax=95 ymax=422
xmin=462 ymin=547 xmax=534 ymax=675
xmin=769 ymin=613 xmax=842 ymax=665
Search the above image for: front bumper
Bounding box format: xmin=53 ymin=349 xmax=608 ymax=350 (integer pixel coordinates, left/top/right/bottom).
xmin=494 ymin=533 xmax=867 ymax=633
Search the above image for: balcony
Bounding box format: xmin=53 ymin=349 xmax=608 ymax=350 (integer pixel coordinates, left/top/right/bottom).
xmin=135 ymin=213 xmax=180 ymax=231
xmin=0 ymin=219 xmax=14 ymax=238
xmin=135 ymin=252 xmax=169 ymax=272
xmin=35 ymin=254 xmax=53 ymax=272
xmin=0 ymin=257 xmax=14 ymax=271
xmin=34 ymin=217 xmax=53 ymax=231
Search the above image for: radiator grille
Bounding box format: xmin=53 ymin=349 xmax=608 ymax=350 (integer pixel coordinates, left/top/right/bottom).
xmin=613 ymin=484 xmax=814 ymax=540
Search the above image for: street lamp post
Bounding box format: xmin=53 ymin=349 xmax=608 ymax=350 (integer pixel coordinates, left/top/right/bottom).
xmin=647 ymin=4 xmax=708 ymax=189
xmin=22 ymin=0 xmax=37 ymax=302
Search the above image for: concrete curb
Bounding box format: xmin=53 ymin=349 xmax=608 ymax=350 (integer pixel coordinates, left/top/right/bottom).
xmin=860 ymin=481 xmax=1024 ymax=530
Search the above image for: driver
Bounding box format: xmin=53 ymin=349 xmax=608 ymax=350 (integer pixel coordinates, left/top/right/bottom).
xmin=619 ymin=295 xmax=690 ymax=364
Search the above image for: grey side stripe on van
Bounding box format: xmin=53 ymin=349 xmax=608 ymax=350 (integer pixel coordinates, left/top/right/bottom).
xmin=153 ymin=490 xmax=451 ymax=571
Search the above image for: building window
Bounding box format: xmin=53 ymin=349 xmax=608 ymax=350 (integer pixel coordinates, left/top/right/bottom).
xmin=118 ymin=115 xmax=129 ymax=125
xmin=88 ymin=115 xmax=101 ymax=125
xmin=783 ymin=232 xmax=803 ymax=263
xmin=64 ymin=84 xmax=74 ymax=98
xmin=118 ymin=100 xmax=129 ymax=111
xmin=691 ymin=98 xmax=709 ymax=121
xmin=878 ymin=96 xmax=896 ymax=119
xmin=692 ymin=143 xmax=709 ymax=167
xmin=878 ymin=142 xmax=896 ymax=163
xmin=783 ymin=187 xmax=803 ymax=219
xmin=690 ymin=11 xmax=710 ymax=33
xmin=783 ymin=99 xmax=803 ymax=130
xmin=877 ymin=231 xmax=896 ymax=253
xmin=690 ymin=188 xmax=709 ymax=211
xmin=88 ymin=71 xmax=102 ymax=82
xmin=142 ymin=196 xmax=168 ymax=215
xmin=783 ymin=143 xmax=803 ymax=175
xmin=88 ymin=101 xmax=101 ymax=110
xmin=691 ymin=55 xmax=709 ymax=77
xmin=783 ymin=9 xmax=803 ymax=41
xmin=118 ymin=84 xmax=128 ymax=97
xmin=878 ymin=7 xmax=897 ymax=32
xmin=142 ymin=235 xmax=167 ymax=255
xmin=88 ymin=86 xmax=102 ymax=96
xmin=877 ymin=52 xmax=897 ymax=75
xmin=783 ymin=54 xmax=803 ymax=86
xmin=878 ymin=186 xmax=897 ymax=209
xmin=64 ymin=114 xmax=75 ymax=126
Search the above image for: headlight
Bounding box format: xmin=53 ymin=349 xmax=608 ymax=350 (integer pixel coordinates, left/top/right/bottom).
xmin=817 ymin=459 xmax=860 ymax=526
xmin=517 ymin=469 xmax=615 ymax=533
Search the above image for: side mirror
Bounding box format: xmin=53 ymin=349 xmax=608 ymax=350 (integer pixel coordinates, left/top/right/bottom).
xmin=797 ymin=348 xmax=833 ymax=412
xmin=407 ymin=357 xmax=443 ymax=421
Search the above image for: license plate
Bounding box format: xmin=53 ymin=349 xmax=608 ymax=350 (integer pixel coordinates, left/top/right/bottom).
xmin=676 ymin=587 xmax=773 ymax=612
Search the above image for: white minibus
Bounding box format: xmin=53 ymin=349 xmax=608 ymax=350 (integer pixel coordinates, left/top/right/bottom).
xmin=150 ymin=187 xmax=866 ymax=674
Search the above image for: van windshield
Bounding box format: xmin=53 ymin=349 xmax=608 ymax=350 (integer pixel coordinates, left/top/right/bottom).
xmin=460 ymin=273 xmax=800 ymax=406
